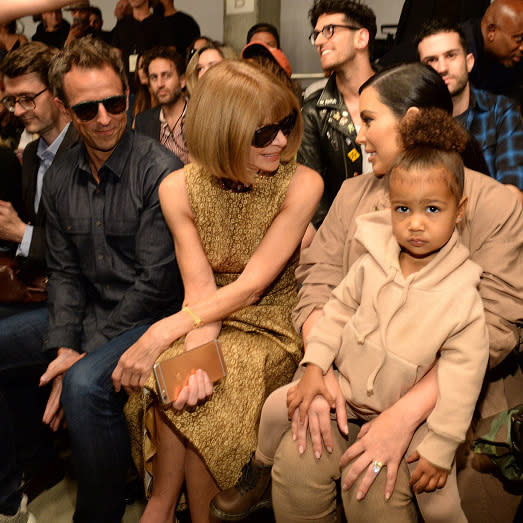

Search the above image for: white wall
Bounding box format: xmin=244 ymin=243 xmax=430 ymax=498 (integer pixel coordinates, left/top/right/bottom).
xmin=17 ymin=0 xmax=224 ymax=42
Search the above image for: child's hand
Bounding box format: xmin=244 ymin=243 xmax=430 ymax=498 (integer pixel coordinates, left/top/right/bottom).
xmin=287 ymin=364 xmax=334 ymax=424
xmin=407 ymin=451 xmax=448 ymax=493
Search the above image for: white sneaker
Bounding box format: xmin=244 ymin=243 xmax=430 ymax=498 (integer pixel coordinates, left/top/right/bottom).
xmin=0 ymin=494 xmax=36 ymax=523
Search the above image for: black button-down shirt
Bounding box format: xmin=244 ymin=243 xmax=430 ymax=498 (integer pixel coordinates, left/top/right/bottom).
xmin=42 ymin=129 xmax=183 ymax=353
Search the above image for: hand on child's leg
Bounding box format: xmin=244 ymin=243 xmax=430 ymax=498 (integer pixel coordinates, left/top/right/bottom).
xmin=287 ymin=364 xmax=334 ymax=424
xmin=407 ymin=451 xmax=448 ymax=493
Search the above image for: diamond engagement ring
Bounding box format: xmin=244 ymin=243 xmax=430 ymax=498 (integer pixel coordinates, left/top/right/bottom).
xmin=372 ymin=460 xmax=383 ymax=474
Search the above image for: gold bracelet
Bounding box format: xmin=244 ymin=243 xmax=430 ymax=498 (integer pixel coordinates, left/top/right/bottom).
xmin=182 ymin=306 xmax=203 ymax=329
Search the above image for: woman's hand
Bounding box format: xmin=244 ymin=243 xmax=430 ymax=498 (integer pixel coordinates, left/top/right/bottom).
xmin=339 ymin=407 xmax=416 ymax=501
xmin=291 ymin=367 xmax=348 ymax=458
xmin=171 ymin=369 xmax=213 ymax=410
xmin=112 ymin=319 xmax=174 ymax=393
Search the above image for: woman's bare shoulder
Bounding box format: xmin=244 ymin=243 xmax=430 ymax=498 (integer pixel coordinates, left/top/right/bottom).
xmin=159 ymin=167 xmax=186 ymax=194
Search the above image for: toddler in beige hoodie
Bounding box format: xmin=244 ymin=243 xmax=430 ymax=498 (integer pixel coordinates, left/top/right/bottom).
xmin=211 ymin=109 xmax=489 ymax=522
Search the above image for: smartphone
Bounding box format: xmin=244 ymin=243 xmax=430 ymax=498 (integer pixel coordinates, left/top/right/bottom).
xmin=153 ymin=339 xmax=227 ymax=405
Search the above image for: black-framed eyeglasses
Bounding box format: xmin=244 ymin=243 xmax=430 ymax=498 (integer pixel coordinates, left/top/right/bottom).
xmin=1 ymin=87 xmax=48 ymax=112
xmin=70 ymin=95 xmax=127 ymax=121
xmin=309 ymin=24 xmax=362 ymax=45
xmin=252 ymin=110 xmax=297 ymax=148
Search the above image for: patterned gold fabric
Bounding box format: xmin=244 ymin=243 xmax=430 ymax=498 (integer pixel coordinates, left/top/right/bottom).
xmin=125 ymin=161 xmax=303 ymax=490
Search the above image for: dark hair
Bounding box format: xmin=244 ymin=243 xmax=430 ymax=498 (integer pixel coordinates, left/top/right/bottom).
xmin=186 ymin=35 xmax=213 ymax=64
xmin=1 ymin=42 xmax=58 ymax=87
xmin=5 ymin=20 xmax=17 ymax=34
xmin=414 ymin=19 xmax=469 ymax=55
xmin=391 ymin=108 xmax=468 ymax=201
xmin=49 ymin=37 xmax=128 ymax=105
xmin=359 ymin=62 xmax=453 ymax=117
xmin=89 ymin=6 xmax=103 ymax=21
xmin=247 ymin=22 xmax=280 ymax=49
xmin=309 ymin=0 xmax=377 ymax=47
xmin=143 ymin=46 xmax=186 ymax=77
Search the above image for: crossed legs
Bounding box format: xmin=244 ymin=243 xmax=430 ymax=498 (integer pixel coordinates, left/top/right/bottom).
xmin=141 ymin=408 xmax=219 ymax=523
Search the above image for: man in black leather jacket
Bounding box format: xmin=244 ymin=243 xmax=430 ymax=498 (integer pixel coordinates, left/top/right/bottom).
xmin=298 ymin=0 xmax=376 ymax=227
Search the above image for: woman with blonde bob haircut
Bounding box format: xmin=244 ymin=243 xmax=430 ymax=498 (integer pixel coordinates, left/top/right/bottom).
xmin=186 ymin=59 xmax=302 ymax=183
xmin=119 ymin=59 xmax=323 ymax=522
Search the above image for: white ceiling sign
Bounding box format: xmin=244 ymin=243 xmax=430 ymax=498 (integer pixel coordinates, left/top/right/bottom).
xmin=226 ymin=0 xmax=255 ymax=14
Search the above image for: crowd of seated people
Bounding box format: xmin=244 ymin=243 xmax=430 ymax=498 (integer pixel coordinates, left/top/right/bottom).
xmin=0 ymin=1 xmax=521 ymax=523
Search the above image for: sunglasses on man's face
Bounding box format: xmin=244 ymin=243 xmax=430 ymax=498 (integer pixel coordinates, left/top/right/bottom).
xmin=252 ymin=110 xmax=297 ymax=148
xmin=70 ymin=95 xmax=127 ymax=121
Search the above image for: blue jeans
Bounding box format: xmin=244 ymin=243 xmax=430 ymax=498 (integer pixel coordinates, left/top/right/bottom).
xmin=61 ymin=324 xmax=149 ymax=523
xmin=0 ymin=306 xmax=50 ymax=515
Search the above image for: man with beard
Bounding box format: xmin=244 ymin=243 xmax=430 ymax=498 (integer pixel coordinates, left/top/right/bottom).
xmin=417 ymin=20 xmax=523 ymax=194
xmin=135 ymin=46 xmax=187 ymax=163
xmin=298 ymin=0 xmax=376 ymax=227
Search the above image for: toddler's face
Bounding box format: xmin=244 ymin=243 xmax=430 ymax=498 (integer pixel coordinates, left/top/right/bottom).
xmin=390 ymin=167 xmax=465 ymax=263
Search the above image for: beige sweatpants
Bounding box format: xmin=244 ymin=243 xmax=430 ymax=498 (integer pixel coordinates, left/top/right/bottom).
xmin=260 ymin=383 xmax=467 ymax=522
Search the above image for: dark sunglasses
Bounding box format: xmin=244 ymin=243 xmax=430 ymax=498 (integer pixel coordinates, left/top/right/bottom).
xmin=252 ymin=110 xmax=297 ymax=148
xmin=70 ymin=95 xmax=127 ymax=121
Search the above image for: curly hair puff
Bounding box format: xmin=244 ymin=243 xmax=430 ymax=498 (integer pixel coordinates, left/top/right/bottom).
xmin=400 ymin=107 xmax=468 ymax=154
xmin=391 ymin=108 xmax=469 ymax=201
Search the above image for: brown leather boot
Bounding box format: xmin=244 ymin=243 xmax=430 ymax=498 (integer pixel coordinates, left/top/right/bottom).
xmin=210 ymin=453 xmax=272 ymax=520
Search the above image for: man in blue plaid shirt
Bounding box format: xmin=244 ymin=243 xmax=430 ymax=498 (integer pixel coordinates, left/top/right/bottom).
xmin=417 ymin=20 xmax=523 ymax=197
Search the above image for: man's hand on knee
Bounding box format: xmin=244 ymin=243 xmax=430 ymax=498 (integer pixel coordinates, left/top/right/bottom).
xmin=40 ymin=348 xmax=84 ymax=431
xmin=39 ymin=347 xmax=84 ymax=386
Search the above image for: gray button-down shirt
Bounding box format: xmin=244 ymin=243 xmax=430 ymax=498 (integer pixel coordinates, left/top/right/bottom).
xmin=42 ymin=129 xmax=183 ymax=353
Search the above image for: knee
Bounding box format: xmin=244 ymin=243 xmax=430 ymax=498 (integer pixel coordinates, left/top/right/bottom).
xmin=61 ymin=359 xmax=95 ymax=411
xmin=272 ymin=430 xmax=338 ymax=520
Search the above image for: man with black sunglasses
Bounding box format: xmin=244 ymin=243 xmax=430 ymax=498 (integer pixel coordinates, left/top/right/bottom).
xmin=1 ymin=37 xmax=183 ymax=522
xmin=0 ymin=41 xmax=80 ymax=522
xmin=299 ymin=0 xmax=376 ymax=227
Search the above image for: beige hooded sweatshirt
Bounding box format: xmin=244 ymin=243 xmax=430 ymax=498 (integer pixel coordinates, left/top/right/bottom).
xmin=301 ymin=210 xmax=489 ymax=469
xmin=294 ymin=170 xmax=523 ymax=422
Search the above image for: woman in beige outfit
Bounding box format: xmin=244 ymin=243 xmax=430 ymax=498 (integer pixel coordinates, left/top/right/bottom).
xmin=271 ymin=63 xmax=522 ymax=522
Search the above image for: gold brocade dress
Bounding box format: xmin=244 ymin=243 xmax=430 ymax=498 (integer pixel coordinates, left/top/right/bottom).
xmin=125 ymin=161 xmax=303 ymax=491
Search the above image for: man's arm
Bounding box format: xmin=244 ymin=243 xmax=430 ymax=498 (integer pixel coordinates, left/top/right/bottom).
xmin=492 ymin=96 xmax=523 ymax=190
xmin=292 ymin=181 xmax=352 ymax=333
xmin=464 ymin=171 xmax=523 ymax=366
xmin=97 ymin=157 xmax=183 ymax=345
xmin=42 ymin=165 xmax=86 ymax=353
xmin=297 ymin=100 xmax=331 ymax=227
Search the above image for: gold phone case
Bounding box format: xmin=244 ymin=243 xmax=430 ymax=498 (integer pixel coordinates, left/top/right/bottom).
xmin=153 ymin=339 xmax=227 ymax=404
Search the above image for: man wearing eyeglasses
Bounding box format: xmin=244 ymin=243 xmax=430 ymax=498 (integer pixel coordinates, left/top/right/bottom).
xmin=0 ymin=43 xmax=79 ymax=286
xmin=299 ymin=0 xmax=376 ymax=227
xmin=0 ymin=38 xmax=183 ymax=522
xmin=0 ymin=41 xmax=80 ymax=522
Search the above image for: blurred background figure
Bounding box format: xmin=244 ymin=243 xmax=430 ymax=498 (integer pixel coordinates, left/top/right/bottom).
xmin=32 ymin=8 xmax=70 ymax=48
xmin=185 ymin=35 xmax=213 ymax=64
xmin=64 ymin=1 xmax=95 ymax=45
xmin=185 ymin=41 xmax=237 ymax=96
xmin=247 ymin=22 xmax=280 ymax=49
xmin=130 ymin=50 xmax=158 ymax=125
xmin=88 ymin=5 xmax=112 ymax=43
xmin=0 ymin=20 xmax=28 ymax=57
xmin=155 ymin=0 xmax=200 ymax=58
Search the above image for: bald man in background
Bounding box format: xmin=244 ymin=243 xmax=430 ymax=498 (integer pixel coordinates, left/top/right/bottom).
xmin=462 ymin=0 xmax=522 ymax=101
